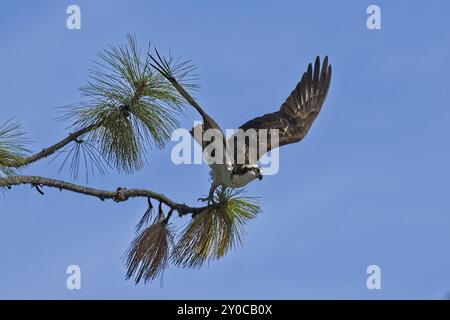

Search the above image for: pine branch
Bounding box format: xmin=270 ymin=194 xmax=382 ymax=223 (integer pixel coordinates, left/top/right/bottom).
xmin=0 ymin=35 xmax=263 ymax=284
xmin=6 ymin=35 xmax=198 ymax=177
xmin=0 ymin=175 xmax=208 ymax=216
xmin=17 ymin=125 xmax=97 ymax=168
xmin=59 ymin=34 xmax=192 ymax=174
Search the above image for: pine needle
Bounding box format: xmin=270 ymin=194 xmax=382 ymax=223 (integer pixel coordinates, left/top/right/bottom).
xmin=172 ymin=187 xmax=260 ymax=268
xmin=0 ymin=119 xmax=30 ymax=177
xmin=48 ymin=138 xmax=111 ymax=183
xmin=125 ymin=214 xmax=174 ymax=284
xmin=135 ymin=197 xmax=155 ymax=233
xmin=59 ymin=34 xmax=196 ymax=174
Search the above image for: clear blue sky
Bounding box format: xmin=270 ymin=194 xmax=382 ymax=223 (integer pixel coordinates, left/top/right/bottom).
xmin=1 ymin=0 xmax=450 ymax=299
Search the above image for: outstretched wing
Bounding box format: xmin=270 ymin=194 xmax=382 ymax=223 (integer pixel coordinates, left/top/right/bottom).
xmin=229 ymin=56 xmax=332 ymax=166
xmin=149 ymin=50 xmax=228 ymax=163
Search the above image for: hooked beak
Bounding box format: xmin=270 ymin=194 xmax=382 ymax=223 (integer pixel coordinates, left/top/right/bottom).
xmin=258 ymin=174 xmax=263 ymax=181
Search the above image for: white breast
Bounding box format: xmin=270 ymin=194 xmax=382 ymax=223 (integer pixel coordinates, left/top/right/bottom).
xmin=229 ymin=171 xmax=258 ymax=188
xmin=210 ymin=164 xmax=257 ymax=188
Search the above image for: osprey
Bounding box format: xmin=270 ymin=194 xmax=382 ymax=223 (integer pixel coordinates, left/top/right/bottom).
xmin=150 ymin=53 xmax=332 ymax=203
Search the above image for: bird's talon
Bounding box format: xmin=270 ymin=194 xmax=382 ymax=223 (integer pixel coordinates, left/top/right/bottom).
xmin=197 ymin=197 xmax=209 ymax=203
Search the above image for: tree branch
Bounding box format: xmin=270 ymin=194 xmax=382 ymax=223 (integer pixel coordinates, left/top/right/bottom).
xmin=0 ymin=175 xmax=208 ymax=217
xmin=17 ymin=125 xmax=97 ymax=167
xmin=12 ymin=70 xmax=169 ymax=170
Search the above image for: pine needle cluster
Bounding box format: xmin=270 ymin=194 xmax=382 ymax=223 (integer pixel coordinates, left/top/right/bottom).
xmin=126 ymin=187 xmax=261 ymax=283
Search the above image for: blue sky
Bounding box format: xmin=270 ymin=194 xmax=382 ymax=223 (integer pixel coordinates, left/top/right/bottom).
xmin=1 ymin=0 xmax=450 ymax=299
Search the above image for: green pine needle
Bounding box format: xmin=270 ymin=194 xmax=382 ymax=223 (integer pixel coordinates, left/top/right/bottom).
xmin=60 ymin=34 xmax=196 ymax=174
xmin=0 ymin=119 xmax=29 ymax=177
xmin=172 ymin=187 xmax=261 ymax=268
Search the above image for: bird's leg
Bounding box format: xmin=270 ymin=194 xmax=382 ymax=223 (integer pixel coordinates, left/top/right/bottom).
xmin=198 ymin=182 xmax=218 ymax=205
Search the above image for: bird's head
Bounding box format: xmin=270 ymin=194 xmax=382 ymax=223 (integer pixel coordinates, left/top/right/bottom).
xmin=242 ymin=164 xmax=263 ymax=181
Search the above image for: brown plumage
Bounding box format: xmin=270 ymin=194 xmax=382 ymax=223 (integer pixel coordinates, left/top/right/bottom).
xmin=150 ymin=52 xmax=332 ymax=193
xmin=230 ymin=56 xmax=332 ymax=166
xmin=150 ymin=52 xmax=332 ymax=166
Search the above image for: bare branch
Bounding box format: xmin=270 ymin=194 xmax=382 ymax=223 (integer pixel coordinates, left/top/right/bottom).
xmin=18 ymin=125 xmax=97 ymax=167
xmin=0 ymin=175 xmax=208 ymax=217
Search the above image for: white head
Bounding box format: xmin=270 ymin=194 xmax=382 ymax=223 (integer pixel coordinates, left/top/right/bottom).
xmin=229 ymin=164 xmax=263 ymax=188
xmin=241 ymin=164 xmax=263 ymax=181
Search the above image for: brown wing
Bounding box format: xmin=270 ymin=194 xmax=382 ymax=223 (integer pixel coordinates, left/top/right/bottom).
xmin=149 ymin=50 xmax=223 ymax=133
xmin=229 ymin=56 xmax=332 ymax=165
xmin=149 ymin=50 xmax=228 ymax=163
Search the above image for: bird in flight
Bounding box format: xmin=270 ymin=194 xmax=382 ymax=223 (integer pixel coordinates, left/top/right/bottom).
xmin=150 ymin=53 xmax=332 ymax=203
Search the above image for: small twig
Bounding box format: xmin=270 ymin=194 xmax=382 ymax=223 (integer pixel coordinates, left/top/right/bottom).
xmin=32 ymin=183 xmax=45 ymax=195
xmin=164 ymin=208 xmax=175 ymax=224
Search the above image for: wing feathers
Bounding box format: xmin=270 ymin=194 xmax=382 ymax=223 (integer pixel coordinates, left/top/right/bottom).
xmin=149 ymin=50 xmax=227 ymax=158
xmin=232 ymin=56 xmax=332 ymax=165
xmin=151 ymin=52 xmax=332 ymax=168
xmin=149 ymin=50 xmax=223 ymax=133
